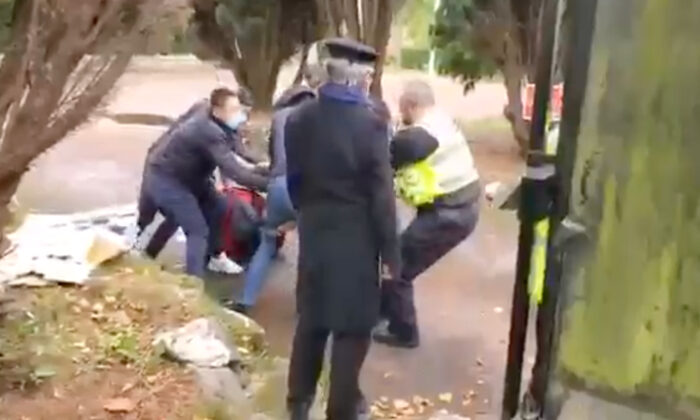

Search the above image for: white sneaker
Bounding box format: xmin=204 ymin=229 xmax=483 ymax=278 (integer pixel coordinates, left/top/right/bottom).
xmin=208 ymin=253 xmax=243 ymax=274
xmin=124 ymin=224 xmax=149 ymax=254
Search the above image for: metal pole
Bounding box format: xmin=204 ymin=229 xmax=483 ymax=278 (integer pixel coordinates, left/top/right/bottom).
xmin=500 ymin=0 xmax=560 ymax=417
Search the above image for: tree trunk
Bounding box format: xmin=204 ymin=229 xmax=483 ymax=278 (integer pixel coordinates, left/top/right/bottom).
xmin=343 ymin=0 xmax=361 ymax=39
xmin=0 ymin=172 xmax=23 ymax=248
xmin=0 ymin=0 xmax=153 ymax=236
xmin=240 ymin=61 xmax=280 ymax=112
xmin=307 ymin=0 xmax=399 ymax=97
xmin=368 ymin=0 xmax=392 ymax=98
xmin=292 ymin=42 xmax=311 ymax=85
xmin=497 ymin=0 xmax=531 ymax=155
xmin=502 ymin=60 xmax=529 ymax=155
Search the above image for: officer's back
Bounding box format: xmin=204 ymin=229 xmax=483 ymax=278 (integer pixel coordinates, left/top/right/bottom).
xmin=148 ymin=109 xmax=227 ymax=191
xmin=287 ymin=90 xmax=384 ymax=209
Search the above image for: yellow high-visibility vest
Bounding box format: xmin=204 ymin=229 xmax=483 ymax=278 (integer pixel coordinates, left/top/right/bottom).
xmin=394 ymin=110 xmax=479 ymax=207
xmin=395 ymin=159 xmax=439 ymax=207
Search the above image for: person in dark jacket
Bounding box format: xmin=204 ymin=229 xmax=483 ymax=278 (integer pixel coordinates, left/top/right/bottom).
xmin=284 ymin=39 xmax=400 ymax=420
xmin=229 ymin=86 xmax=316 ymax=313
xmin=131 ymin=90 xmax=261 ymax=264
xmin=140 ymin=88 xmax=268 ymax=278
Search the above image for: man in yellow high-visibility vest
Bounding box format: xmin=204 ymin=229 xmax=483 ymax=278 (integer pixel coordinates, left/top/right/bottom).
xmin=373 ymin=80 xmax=481 ymax=349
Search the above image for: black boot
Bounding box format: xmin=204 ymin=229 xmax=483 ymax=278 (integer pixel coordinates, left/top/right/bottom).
xmin=288 ymin=400 xmax=311 ymax=420
xmin=357 ymin=396 xmax=370 ymax=420
xmin=372 ymin=322 xmax=420 ymax=349
xmin=222 ymin=299 xmax=251 ymax=315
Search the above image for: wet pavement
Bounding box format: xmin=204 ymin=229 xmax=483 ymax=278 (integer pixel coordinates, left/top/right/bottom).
xmin=15 ymin=60 xmax=524 ymax=419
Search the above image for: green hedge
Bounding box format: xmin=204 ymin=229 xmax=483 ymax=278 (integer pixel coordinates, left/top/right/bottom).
xmin=400 ymin=48 xmax=430 ymax=70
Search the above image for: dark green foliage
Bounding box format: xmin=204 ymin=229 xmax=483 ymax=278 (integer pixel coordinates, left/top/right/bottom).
xmin=190 ymin=0 xmax=319 ymax=109
xmin=431 ymin=0 xmax=501 ymax=91
xmin=400 ymin=47 xmax=430 ymax=70
xmin=0 ymin=0 xmax=14 ymax=50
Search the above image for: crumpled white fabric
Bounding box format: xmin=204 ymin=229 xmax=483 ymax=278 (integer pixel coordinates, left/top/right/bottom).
xmin=153 ymin=318 xmax=233 ymax=368
xmin=0 ymin=208 xmax=131 ymax=285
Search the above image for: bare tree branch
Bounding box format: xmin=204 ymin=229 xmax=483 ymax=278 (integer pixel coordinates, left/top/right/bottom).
xmin=0 ymin=0 xmax=156 ymax=188
xmin=0 ymin=53 xmax=131 ymax=184
xmin=0 ymin=0 xmax=40 ymax=135
xmin=78 ymin=0 xmax=127 ymax=51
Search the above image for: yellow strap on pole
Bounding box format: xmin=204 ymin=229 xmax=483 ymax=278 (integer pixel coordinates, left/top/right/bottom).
xmin=527 ymin=111 xmax=559 ymax=306
xmin=528 ymin=219 xmax=550 ymax=305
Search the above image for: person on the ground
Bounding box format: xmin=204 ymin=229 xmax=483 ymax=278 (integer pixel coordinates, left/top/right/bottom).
xmin=373 ymin=79 xmax=481 ymax=349
xmin=284 ymin=38 xmax=400 ymax=420
xmin=138 ymin=88 xmax=269 ymax=279
xmin=131 ymin=89 xmax=262 ymax=274
xmin=228 ymin=86 xmax=317 ymax=314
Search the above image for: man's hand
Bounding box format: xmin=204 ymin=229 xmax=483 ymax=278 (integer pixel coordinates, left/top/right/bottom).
xmin=277 ymin=221 xmax=296 ymax=233
xmin=254 ymin=161 xmax=271 ymax=176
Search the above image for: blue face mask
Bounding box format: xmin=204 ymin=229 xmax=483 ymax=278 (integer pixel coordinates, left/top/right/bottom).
xmin=226 ymin=111 xmax=248 ymax=130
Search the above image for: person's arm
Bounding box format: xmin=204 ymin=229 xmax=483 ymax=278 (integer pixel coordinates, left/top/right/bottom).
xmin=390 ymin=127 xmax=439 ymax=170
xmin=204 ymin=130 xmax=268 ymax=191
xmin=269 ymin=110 xmax=289 ymax=175
xmin=231 ymin=131 xmax=263 ymax=165
xmin=284 ymin=111 xmax=303 ymax=210
xmin=366 ymin=118 xmax=401 ymax=278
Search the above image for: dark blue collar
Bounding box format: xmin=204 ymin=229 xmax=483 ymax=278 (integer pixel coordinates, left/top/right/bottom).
xmin=319 ymin=83 xmax=369 ymax=105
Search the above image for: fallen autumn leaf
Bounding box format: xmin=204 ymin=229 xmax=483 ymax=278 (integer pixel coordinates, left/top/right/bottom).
xmin=103 ymin=397 xmax=135 ymax=413
xmin=393 ymin=399 xmax=410 ymax=410
xmin=438 ymin=392 xmax=453 ymax=404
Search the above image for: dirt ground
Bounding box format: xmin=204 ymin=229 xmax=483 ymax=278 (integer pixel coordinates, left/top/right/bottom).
xmin=13 ymin=59 xmax=524 ymax=419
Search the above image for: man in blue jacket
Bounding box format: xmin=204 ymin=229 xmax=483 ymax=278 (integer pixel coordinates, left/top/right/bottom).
xmin=140 ymin=88 xmax=268 ymax=278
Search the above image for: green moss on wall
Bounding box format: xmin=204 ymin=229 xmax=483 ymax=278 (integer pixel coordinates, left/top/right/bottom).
xmin=558 ymin=0 xmax=700 ymax=412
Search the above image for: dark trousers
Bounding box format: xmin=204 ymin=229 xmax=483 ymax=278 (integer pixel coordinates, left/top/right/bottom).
xmin=381 ymin=197 xmax=479 ymax=341
xmin=143 ymin=171 xmax=225 ymax=277
xmin=136 ymin=165 xmax=158 ymax=234
xmin=136 ymin=189 xmax=182 ymax=259
xmin=288 ymin=318 xmax=370 ymax=420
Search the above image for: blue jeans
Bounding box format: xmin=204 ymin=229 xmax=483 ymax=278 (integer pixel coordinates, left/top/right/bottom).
xmin=240 ymin=176 xmax=296 ymax=306
xmin=144 ymin=171 xmax=225 ymax=278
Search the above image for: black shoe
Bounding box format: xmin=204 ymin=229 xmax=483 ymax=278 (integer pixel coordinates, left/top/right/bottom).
xmin=357 ymin=396 xmax=370 ymax=420
xmin=372 ymin=323 xmax=420 ymax=349
xmin=223 ymin=299 xmax=251 ymax=315
xmin=520 ymin=390 xmax=541 ymax=420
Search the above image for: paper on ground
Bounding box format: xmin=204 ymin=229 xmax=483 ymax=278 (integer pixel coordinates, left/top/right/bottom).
xmin=153 ymin=318 xmax=234 ymax=368
xmin=0 ymin=205 xmax=138 ymax=285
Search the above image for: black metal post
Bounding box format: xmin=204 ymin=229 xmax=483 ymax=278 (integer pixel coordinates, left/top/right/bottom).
xmin=535 ymin=0 xmax=600 ymax=417
xmin=500 ymin=0 xmax=561 ymax=417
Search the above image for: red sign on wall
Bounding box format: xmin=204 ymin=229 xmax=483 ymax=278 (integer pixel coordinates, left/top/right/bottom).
xmin=523 ymin=83 xmax=564 ymax=122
